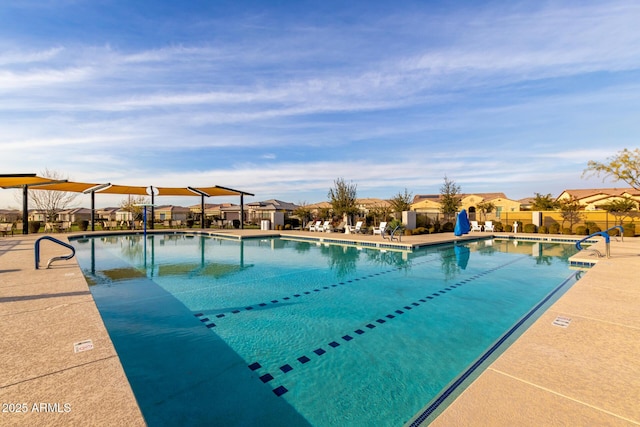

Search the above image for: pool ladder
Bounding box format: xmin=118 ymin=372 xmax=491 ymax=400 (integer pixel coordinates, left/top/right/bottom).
xmin=34 ymin=236 xmax=76 ymax=269
xmin=575 ymin=226 xmax=623 ymax=259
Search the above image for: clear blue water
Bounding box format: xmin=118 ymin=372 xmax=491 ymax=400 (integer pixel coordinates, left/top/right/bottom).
xmin=71 ymin=234 xmax=579 ymax=426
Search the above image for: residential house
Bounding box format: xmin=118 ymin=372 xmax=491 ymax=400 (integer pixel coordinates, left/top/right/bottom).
xmin=58 ymin=208 xmax=92 ymax=223
xmin=96 ymin=207 xmax=119 ymax=221
xmin=0 ymin=209 xmax=20 ymax=223
xmin=154 ymin=205 xmax=190 ymax=222
xmin=356 ymin=198 xmax=391 ymax=216
xmin=556 ymin=188 xmax=640 ymax=210
xmin=28 ymin=210 xmax=47 ymax=222
xmin=411 ymin=193 xmax=522 ymax=221
xmin=245 ymin=199 xmax=299 ymax=223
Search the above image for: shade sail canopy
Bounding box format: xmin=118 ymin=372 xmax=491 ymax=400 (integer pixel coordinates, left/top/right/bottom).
xmin=24 ymin=181 xmax=253 ymax=197
xmin=0 ymin=174 xmax=66 ymax=188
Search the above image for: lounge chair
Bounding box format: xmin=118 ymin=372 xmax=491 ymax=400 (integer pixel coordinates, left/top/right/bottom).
xmin=321 ymin=221 xmax=332 ymax=232
xmin=312 ymin=220 xmax=323 ymax=232
xmin=0 ymin=223 xmax=14 ymax=237
xmin=345 ymin=221 xmax=363 ymax=234
xmin=484 ymin=221 xmax=495 ymax=232
xmin=372 ymin=221 xmax=387 ymax=237
xmin=470 ymin=221 xmax=482 ymax=232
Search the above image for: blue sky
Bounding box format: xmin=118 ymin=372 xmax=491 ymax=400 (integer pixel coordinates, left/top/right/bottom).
xmin=1 ymin=0 xmax=639 ymax=208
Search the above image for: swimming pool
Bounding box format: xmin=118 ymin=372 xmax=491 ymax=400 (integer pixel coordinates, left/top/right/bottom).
xmin=71 ymin=234 xmax=580 ymax=426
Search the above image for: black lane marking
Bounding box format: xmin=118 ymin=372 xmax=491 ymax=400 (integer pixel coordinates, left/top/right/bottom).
xmin=192 ymin=251 xmax=455 ymax=323
xmin=244 ymin=255 xmax=530 ymax=397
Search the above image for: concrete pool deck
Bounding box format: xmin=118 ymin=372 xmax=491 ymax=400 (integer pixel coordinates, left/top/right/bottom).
xmin=0 ymin=230 xmax=638 ymax=426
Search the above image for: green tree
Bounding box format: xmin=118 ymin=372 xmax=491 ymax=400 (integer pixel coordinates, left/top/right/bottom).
xmin=120 ymin=195 xmax=150 ymax=223
xmin=369 ymin=204 xmax=392 ymax=226
xmin=558 ymin=197 xmax=583 ymax=233
xmin=328 ymin=178 xmax=358 ymax=220
xmin=439 ymin=176 xmax=461 ymax=222
xmin=293 ymin=201 xmax=312 ymax=228
xmin=601 ymin=197 xmax=638 ymax=227
xmin=476 ymin=200 xmax=495 ymax=221
xmin=583 ymin=148 xmax=640 ymax=190
xmin=389 ymin=188 xmax=413 ymax=215
xmin=531 ymin=193 xmax=559 ymax=211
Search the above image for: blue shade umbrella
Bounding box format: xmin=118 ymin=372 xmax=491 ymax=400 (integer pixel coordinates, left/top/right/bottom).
xmin=454 ymin=209 xmax=471 ymax=236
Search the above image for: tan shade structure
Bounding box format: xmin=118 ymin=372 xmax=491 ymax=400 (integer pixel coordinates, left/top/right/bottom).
xmin=31 ymin=182 xmax=251 ymax=198
xmin=0 ymin=174 xmax=66 ymax=188
xmin=1 ymin=174 xmax=253 ymax=234
xmin=0 ymin=174 xmax=69 ymax=235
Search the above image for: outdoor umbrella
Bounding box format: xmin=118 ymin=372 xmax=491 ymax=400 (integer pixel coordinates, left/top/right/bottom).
xmin=454 ymin=209 xmax=471 ymax=236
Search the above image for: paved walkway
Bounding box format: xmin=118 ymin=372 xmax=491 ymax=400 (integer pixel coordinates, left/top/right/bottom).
xmin=0 ymin=230 xmax=638 ymax=426
xmin=0 ymin=234 xmax=145 ymax=427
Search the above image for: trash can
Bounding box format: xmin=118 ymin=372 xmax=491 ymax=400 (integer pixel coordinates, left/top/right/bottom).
xmin=261 ymin=220 xmax=271 ymax=230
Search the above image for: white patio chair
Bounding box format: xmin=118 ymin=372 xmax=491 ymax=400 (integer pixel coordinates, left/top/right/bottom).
xmin=372 ymin=221 xmax=388 ymax=237
xmin=470 ymin=221 xmax=483 ymax=232
xmin=346 ymin=221 xmax=363 ymax=234
xmin=484 ymin=221 xmax=495 ymax=232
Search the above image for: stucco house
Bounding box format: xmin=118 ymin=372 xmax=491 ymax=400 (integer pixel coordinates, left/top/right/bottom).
xmin=0 ymin=209 xmax=21 ymax=223
xmin=154 ymin=205 xmax=190 ymax=222
xmin=246 ymin=199 xmax=299 ymax=222
xmin=411 ymin=192 xmax=522 ymax=221
xmin=556 ymin=188 xmax=640 ymax=210
xmin=58 ymin=208 xmax=92 ymax=223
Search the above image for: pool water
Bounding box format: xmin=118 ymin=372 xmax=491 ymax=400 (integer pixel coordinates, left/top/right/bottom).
xmin=72 ymin=235 xmax=579 ymax=426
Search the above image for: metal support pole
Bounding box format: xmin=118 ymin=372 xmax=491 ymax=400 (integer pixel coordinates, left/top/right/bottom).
xmin=91 ymin=191 xmax=95 ymax=231
xmin=150 ymin=188 xmax=155 ymax=230
xmin=240 ymin=193 xmax=244 ymax=230
xmin=201 ymin=195 xmax=205 ymax=229
xmin=22 ymin=185 xmax=29 ymax=235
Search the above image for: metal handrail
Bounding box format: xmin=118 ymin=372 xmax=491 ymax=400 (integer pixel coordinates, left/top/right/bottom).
xmin=35 ymin=236 xmax=76 ymax=269
xmin=603 ymin=225 xmax=624 ymax=242
xmin=383 ymin=225 xmax=403 ymax=242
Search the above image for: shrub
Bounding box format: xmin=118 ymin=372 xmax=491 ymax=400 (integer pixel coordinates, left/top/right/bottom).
xmin=79 ymin=220 xmax=89 ymax=231
xmin=284 ymin=224 xmax=291 ymax=230
xmin=523 ymin=223 xmax=537 ymax=233
xmin=504 ymin=224 xmax=513 ymax=232
xmin=404 ymin=229 xmax=413 ymax=236
xmin=493 ymin=221 xmax=504 ymax=232
xmin=432 ymin=222 xmax=441 ymax=233
xmin=416 ymin=215 xmax=431 ymax=228
xmin=538 ymin=225 xmax=548 ymax=234
xmin=549 ymin=223 xmax=560 ymax=234
xmin=414 ymin=227 xmax=427 ymax=235
xmin=232 ymin=219 xmax=241 ymax=229
xmin=442 ymin=222 xmax=454 ymax=232
xmin=575 ymin=225 xmax=589 ymax=235
xmin=186 ymin=219 xmax=194 ymax=228
xmin=29 ymin=221 xmax=41 ymax=233
xmin=623 ymin=223 xmax=636 ymax=237
xmin=585 ymin=221 xmax=601 ymax=233
xmin=562 ymin=227 xmax=573 ymax=235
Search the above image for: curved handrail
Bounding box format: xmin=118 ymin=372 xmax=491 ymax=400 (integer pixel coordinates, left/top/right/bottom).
xmin=603 ymin=225 xmax=624 ymax=242
xmin=35 ymin=236 xmax=76 ymax=270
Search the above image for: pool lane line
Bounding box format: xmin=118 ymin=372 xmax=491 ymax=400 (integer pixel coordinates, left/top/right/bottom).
xmin=408 ymin=271 xmax=579 ymax=427
xmin=243 ymin=255 xmax=530 ymax=397
xmin=191 ymin=251 xmax=458 ymax=324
